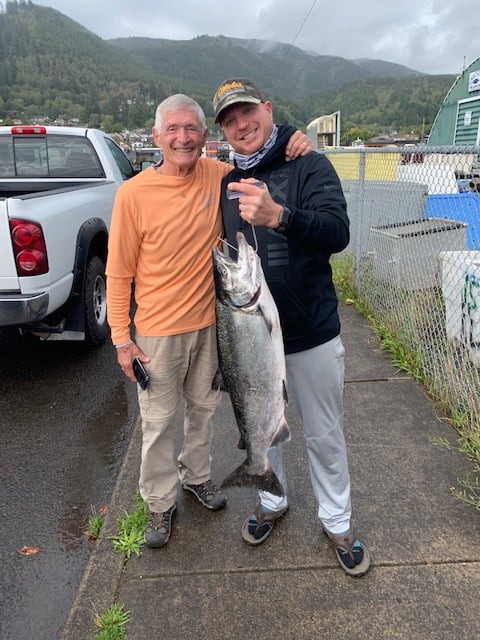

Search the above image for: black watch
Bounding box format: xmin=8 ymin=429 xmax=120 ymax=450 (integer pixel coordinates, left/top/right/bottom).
xmin=277 ymin=206 xmax=293 ymax=234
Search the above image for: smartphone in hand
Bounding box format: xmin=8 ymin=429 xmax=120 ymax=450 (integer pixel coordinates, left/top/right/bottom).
xmin=226 ymin=180 xmax=264 ymax=199
xmin=133 ymin=357 xmax=150 ymax=390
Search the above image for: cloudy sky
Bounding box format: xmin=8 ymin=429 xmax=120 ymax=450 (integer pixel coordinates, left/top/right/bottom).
xmin=33 ymin=0 xmax=478 ymax=76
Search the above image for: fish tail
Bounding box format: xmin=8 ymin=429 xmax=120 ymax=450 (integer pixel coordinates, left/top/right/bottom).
xmin=221 ymin=461 xmax=284 ymax=497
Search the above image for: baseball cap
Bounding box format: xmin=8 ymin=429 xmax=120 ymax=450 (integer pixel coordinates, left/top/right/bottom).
xmin=213 ymin=78 xmax=264 ymax=123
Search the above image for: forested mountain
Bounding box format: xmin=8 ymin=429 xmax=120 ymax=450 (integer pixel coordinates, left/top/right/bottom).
xmin=0 ymin=0 xmax=455 ymax=138
xmin=108 ymin=34 xmax=424 ymax=101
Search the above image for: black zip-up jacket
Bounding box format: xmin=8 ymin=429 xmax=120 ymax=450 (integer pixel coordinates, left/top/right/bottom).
xmin=220 ymin=124 xmax=349 ymax=355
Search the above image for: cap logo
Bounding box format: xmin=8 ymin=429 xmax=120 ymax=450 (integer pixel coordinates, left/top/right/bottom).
xmin=216 ymin=81 xmax=246 ymax=99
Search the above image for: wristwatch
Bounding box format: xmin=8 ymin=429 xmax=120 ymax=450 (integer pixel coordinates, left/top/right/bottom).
xmin=276 ymin=206 xmax=293 ymax=234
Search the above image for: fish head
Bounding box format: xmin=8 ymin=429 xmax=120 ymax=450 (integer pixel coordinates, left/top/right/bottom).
xmin=212 ymin=232 xmax=263 ymax=308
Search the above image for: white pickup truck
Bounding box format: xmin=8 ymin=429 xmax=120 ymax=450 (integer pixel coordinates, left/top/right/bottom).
xmin=0 ymin=125 xmax=137 ymax=344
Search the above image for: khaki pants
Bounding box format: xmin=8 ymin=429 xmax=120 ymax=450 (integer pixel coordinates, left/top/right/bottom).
xmin=136 ymin=326 xmax=220 ymax=513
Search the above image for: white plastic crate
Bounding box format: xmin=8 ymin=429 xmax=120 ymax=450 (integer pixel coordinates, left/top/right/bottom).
xmin=342 ymin=180 xmax=428 ymax=257
xmin=370 ymin=218 xmax=468 ymax=290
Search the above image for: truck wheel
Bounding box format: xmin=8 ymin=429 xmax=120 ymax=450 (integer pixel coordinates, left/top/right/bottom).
xmin=84 ymin=255 xmax=109 ymax=345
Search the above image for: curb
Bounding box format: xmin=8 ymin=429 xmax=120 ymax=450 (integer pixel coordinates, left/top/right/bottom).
xmin=61 ymin=416 xmax=141 ymax=639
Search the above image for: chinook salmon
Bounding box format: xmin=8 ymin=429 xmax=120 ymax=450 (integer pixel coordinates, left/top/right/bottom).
xmin=212 ymin=231 xmax=290 ymax=497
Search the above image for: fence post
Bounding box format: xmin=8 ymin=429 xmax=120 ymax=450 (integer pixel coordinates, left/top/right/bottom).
xmin=355 ymin=149 xmax=366 ymax=290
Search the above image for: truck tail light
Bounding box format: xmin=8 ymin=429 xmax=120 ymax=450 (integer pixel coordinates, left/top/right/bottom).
xmin=9 ymin=219 xmax=49 ymax=276
xmin=11 ymin=125 xmax=47 ymax=135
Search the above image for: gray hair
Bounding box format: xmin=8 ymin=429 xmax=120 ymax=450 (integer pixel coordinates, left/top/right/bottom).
xmin=154 ymin=94 xmax=207 ymax=132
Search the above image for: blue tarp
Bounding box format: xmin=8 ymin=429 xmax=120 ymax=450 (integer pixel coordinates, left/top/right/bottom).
xmin=425 ymin=193 xmax=480 ymax=249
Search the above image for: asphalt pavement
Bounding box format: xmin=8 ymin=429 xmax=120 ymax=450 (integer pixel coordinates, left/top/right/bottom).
xmin=61 ymin=302 xmax=480 ymax=640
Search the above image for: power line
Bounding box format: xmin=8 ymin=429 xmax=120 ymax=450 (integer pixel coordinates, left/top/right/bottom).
xmin=290 ymin=0 xmax=317 ymax=48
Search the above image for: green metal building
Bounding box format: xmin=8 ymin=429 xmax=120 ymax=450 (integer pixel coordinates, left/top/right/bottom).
xmin=428 ymin=57 xmax=480 ymax=145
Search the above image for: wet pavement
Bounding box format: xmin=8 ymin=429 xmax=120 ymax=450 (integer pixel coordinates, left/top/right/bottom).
xmin=0 ymin=336 xmax=138 ymax=640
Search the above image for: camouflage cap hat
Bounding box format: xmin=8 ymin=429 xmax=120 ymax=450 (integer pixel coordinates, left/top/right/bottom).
xmin=213 ymin=78 xmax=264 ymax=123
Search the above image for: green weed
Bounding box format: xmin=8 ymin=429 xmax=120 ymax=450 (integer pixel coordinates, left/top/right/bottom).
xmin=87 ymin=505 xmax=108 ymax=541
xmin=108 ymin=492 xmax=148 ymax=558
xmin=451 ymin=473 xmax=480 ymax=512
xmin=94 ymin=602 xmax=130 ymax=640
xmin=88 ymin=513 xmax=103 ymax=541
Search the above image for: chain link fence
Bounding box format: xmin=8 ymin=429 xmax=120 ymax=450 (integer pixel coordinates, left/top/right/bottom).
xmin=327 ymin=145 xmax=480 ymax=441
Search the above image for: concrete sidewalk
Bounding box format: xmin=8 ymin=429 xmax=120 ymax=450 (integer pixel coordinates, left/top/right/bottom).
xmin=62 ymin=303 xmax=480 ymax=640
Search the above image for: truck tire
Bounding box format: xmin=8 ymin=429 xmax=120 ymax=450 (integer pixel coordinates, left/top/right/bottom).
xmin=84 ymin=255 xmax=109 ymax=345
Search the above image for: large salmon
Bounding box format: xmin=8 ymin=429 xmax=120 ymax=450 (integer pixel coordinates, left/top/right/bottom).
xmin=212 ymin=231 xmax=290 ymax=497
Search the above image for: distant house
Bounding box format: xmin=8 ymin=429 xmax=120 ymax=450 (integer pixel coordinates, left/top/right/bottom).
xmin=428 ymin=57 xmax=480 ymax=145
xmin=364 ymin=133 xmax=419 ymax=147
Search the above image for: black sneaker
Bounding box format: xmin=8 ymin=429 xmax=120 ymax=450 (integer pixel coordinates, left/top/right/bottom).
xmin=182 ymin=480 xmax=227 ymax=511
xmin=144 ymin=504 xmax=176 ymax=548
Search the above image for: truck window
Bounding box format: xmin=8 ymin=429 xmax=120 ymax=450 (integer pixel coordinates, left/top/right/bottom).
xmin=132 ymin=147 xmax=163 ymax=171
xmin=0 ymin=133 xmax=107 ymax=178
xmin=0 ymin=137 xmax=14 ymax=177
xmin=104 ymin=137 xmax=136 ymax=180
xmin=14 ymin=137 xmax=49 ymax=176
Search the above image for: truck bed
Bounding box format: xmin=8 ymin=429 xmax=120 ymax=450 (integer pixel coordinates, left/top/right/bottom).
xmin=0 ymin=179 xmax=107 ymax=198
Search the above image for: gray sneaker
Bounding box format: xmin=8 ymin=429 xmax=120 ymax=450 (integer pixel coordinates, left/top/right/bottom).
xmin=144 ymin=504 xmax=176 ymax=548
xmin=182 ymin=480 xmax=227 ymax=511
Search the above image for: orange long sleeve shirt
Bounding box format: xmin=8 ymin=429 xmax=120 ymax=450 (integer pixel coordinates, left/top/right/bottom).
xmin=106 ymin=158 xmax=231 ymax=344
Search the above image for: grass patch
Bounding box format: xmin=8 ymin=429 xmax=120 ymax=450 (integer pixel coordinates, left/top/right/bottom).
xmin=432 ymin=436 xmax=480 ymax=511
xmin=87 ymin=509 xmax=104 ymax=541
xmin=452 ymin=472 xmax=480 ymax=512
xmin=108 ymin=492 xmax=148 ymax=558
xmin=87 ymin=504 xmax=109 ymax=541
xmin=94 ymin=602 xmax=130 ymax=640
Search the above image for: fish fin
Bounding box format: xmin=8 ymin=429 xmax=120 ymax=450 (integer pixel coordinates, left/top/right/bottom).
xmin=212 ymin=369 xmax=228 ymax=392
xmin=221 ymin=462 xmax=284 ymax=497
xmin=237 ymin=436 xmax=246 ymax=450
xmin=270 ymin=419 xmax=291 ymax=447
xmin=258 ymin=302 xmax=274 ymax=335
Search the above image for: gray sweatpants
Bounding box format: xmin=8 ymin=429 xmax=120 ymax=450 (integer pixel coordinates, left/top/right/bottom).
xmin=259 ymin=335 xmax=352 ymax=535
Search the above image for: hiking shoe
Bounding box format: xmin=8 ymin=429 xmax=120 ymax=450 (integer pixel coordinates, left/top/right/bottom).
xmin=323 ymin=526 xmax=371 ymax=577
xmin=144 ymin=504 xmax=176 ymax=548
xmin=182 ymin=480 xmax=227 ymax=511
xmin=241 ymin=503 xmax=289 ymax=546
